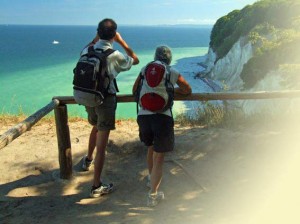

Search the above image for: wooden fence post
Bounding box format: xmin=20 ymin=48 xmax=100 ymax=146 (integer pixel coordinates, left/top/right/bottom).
xmin=54 ymin=105 xmax=72 ymax=179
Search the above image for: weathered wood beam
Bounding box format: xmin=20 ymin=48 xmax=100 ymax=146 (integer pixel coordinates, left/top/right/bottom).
xmin=54 ymin=105 xmax=73 ymax=179
xmin=0 ymin=99 xmax=60 ymax=150
xmin=53 ymin=90 xmax=300 ymax=105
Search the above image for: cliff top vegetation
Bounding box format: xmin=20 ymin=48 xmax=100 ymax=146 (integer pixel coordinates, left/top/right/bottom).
xmin=210 ymin=0 xmax=300 ymax=89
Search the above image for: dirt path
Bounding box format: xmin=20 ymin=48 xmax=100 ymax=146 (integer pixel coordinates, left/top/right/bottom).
xmin=1 ymin=117 xmax=300 ymax=224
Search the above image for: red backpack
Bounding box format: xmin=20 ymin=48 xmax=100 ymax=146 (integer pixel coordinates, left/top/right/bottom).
xmin=136 ymin=61 xmax=174 ymax=113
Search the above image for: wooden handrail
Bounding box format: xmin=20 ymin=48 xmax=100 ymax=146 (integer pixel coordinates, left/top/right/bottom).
xmin=2 ymin=91 xmax=300 ymax=179
xmin=53 ymin=91 xmax=300 ymax=105
xmin=0 ymin=99 xmax=60 ymax=150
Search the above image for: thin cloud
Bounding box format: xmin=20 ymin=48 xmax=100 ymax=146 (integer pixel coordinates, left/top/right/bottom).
xmin=176 ymin=18 xmax=216 ymax=25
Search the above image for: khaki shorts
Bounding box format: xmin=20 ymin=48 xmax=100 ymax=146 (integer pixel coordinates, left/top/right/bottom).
xmin=85 ymin=95 xmax=117 ymax=131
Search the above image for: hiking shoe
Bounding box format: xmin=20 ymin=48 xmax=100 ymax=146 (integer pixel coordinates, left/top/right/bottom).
xmin=146 ymin=175 xmax=151 ymax=188
xmin=147 ymin=191 xmax=164 ymax=207
xmin=90 ymin=183 xmax=114 ymax=198
xmin=82 ymin=155 xmax=93 ymax=171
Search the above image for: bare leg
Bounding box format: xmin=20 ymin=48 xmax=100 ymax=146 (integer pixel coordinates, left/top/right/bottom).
xmin=147 ymin=145 xmax=154 ymax=175
xmin=93 ymin=130 xmax=110 ymax=187
xmin=150 ymin=151 xmax=165 ymax=194
xmin=87 ymin=126 xmax=97 ymax=160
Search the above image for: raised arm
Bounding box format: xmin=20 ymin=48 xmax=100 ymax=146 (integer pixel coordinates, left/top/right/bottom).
xmin=83 ymin=34 xmax=100 ymax=49
xmin=114 ymin=32 xmax=139 ymax=65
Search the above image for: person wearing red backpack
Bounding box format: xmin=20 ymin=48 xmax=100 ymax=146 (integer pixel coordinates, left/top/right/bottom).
xmin=133 ymin=45 xmax=192 ymax=206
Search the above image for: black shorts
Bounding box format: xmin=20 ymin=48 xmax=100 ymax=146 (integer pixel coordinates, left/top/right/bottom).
xmin=137 ymin=114 xmax=174 ymax=153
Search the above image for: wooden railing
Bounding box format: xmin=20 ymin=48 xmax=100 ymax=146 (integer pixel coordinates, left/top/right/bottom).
xmin=1 ymin=91 xmax=300 ymax=179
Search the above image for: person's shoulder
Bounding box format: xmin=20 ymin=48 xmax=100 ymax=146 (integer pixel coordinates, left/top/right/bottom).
xmin=107 ymin=49 xmax=134 ymax=70
xmin=169 ymin=66 xmax=180 ymax=75
xmin=109 ymin=49 xmax=122 ymax=55
xmin=107 ymin=49 xmax=125 ymax=59
xmin=80 ymin=46 xmax=89 ymax=56
xmin=104 ymin=49 xmax=123 ymax=63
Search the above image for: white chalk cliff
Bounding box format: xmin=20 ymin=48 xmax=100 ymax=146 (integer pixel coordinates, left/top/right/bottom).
xmin=204 ymin=37 xmax=253 ymax=91
xmin=203 ymin=37 xmax=300 ymax=115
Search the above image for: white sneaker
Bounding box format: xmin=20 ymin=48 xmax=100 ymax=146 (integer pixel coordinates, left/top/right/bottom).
xmin=90 ymin=183 xmax=114 ymax=198
xmin=147 ymin=191 xmax=164 ymax=207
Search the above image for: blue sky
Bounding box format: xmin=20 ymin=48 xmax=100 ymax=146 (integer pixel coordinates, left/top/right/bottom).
xmin=0 ymin=0 xmax=258 ymax=26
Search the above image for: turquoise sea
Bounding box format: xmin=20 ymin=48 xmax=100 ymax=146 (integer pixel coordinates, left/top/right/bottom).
xmin=0 ymin=25 xmax=211 ymax=118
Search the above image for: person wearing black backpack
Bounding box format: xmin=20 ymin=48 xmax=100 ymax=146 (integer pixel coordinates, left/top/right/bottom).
xmin=132 ymin=46 xmax=191 ymax=206
xmin=80 ymin=18 xmax=139 ymax=198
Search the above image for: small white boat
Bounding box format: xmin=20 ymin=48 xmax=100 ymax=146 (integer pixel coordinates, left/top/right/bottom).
xmin=52 ymin=40 xmax=59 ymax=44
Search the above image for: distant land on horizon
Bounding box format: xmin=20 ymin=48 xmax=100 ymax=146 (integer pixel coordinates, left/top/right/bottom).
xmin=0 ymin=23 xmax=214 ymax=28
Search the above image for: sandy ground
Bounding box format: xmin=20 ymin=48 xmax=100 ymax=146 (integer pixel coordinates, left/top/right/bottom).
xmin=1 ymin=55 xmax=300 ymax=223
xmin=1 ymin=113 xmax=300 ymax=224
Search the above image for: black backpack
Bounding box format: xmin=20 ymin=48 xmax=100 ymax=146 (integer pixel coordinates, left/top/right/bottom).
xmin=73 ymin=46 xmax=116 ymax=107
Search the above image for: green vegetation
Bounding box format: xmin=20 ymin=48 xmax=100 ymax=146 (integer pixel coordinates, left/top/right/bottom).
xmin=1 ymin=104 xmax=296 ymax=133
xmin=242 ymin=32 xmax=300 ymax=88
xmin=210 ymin=0 xmax=300 ymax=89
xmin=176 ymin=103 xmax=246 ymax=128
xmin=0 ymin=113 xmax=84 ymax=127
xmin=175 ymin=101 xmax=300 ymax=129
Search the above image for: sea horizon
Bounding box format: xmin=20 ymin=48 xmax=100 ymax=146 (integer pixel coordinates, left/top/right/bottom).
xmin=0 ymin=23 xmax=213 ymax=28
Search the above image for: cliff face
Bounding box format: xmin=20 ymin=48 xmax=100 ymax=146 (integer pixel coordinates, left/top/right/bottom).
xmin=207 ymin=0 xmax=300 ymax=93
xmin=204 ymin=37 xmax=300 ymax=115
xmin=204 ymin=36 xmax=287 ymax=93
xmin=203 ymin=0 xmax=300 ymax=115
xmin=205 ymin=37 xmax=253 ymax=91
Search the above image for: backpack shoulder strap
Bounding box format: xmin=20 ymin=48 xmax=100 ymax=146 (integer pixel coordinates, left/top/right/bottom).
xmin=94 ymin=48 xmax=117 ymax=94
xmin=79 ymin=45 xmax=95 ymax=57
xmin=93 ymin=48 xmax=115 ymax=58
xmin=87 ymin=45 xmax=97 ymax=56
xmin=165 ymin=64 xmax=171 ymax=81
xmin=88 ymin=45 xmax=94 ymax=53
xmin=103 ymin=49 xmax=118 ymax=92
xmin=103 ymin=48 xmax=115 ymax=57
xmin=164 ymin=64 xmax=174 ymax=117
